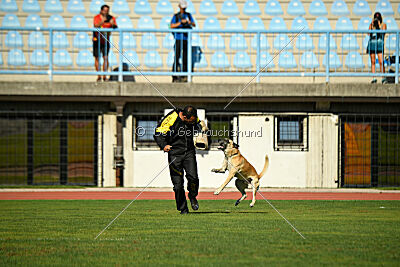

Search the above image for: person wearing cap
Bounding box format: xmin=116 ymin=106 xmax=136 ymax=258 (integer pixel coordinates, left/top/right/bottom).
xmin=154 ymin=106 xmax=207 ymax=214
xmin=170 ymin=0 xmax=196 ymax=83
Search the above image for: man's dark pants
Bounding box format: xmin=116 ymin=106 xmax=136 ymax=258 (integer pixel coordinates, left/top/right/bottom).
xmin=172 ymin=39 xmax=188 ymax=81
xmin=168 ymin=150 xmax=199 ymax=211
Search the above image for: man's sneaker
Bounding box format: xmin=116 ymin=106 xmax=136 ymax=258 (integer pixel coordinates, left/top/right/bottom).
xmin=189 ymin=197 xmax=199 ymax=211
xmin=180 ymin=208 xmax=189 ymax=214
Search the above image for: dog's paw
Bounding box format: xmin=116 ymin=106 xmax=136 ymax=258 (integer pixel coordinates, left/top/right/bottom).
xmin=214 ymin=190 xmax=220 ymax=195
xmin=249 ymin=202 xmax=255 ymax=208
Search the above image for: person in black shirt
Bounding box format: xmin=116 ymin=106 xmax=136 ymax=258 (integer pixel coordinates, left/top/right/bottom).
xmin=154 ymin=106 xmax=206 ymax=214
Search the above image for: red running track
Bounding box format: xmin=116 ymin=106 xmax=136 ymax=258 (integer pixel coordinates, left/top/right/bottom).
xmin=0 ymin=191 xmax=400 ymax=200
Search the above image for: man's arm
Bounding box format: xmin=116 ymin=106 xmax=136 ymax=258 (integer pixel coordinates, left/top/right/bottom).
xmin=188 ymin=13 xmax=196 ymax=27
xmin=94 ymin=15 xmax=105 ymax=27
xmin=170 ymin=14 xmax=181 ymax=29
xmin=154 ymin=111 xmax=178 ymax=151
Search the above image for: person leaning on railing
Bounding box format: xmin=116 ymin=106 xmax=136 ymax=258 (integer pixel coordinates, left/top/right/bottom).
xmin=367 ymin=12 xmax=387 ymax=84
xmin=93 ymin=4 xmax=118 ymax=82
xmin=170 ymin=0 xmax=196 ymax=83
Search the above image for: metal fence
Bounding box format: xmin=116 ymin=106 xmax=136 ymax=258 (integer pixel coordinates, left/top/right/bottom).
xmin=339 ymin=114 xmax=400 ymax=187
xmin=0 ymin=27 xmax=399 ymax=83
xmin=0 ymin=111 xmax=99 ymax=185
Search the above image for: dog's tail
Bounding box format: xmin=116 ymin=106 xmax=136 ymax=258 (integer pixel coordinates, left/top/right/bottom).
xmin=258 ymin=155 xmax=269 ymax=179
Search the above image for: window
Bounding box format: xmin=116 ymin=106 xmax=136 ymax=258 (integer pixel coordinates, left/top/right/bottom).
xmin=206 ymin=114 xmax=237 ymax=149
xmin=274 ymin=115 xmax=308 ymax=151
xmin=133 ymin=114 xmax=163 ymax=149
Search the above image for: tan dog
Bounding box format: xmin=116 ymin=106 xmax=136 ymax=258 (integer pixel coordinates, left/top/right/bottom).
xmin=211 ymin=139 xmax=269 ymax=207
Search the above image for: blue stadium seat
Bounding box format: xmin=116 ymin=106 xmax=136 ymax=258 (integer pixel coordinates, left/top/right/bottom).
xmin=385 ymin=34 xmax=398 ymax=51
xmin=54 ymin=50 xmax=72 ymax=67
xmin=225 ymin=17 xmax=243 ymax=30
xmin=195 ymin=53 xmax=208 ymax=68
xmin=200 ymin=0 xmax=218 ymax=15
xmin=398 ymin=4 xmax=400 ymax=15
xmin=159 ymin=16 xmax=171 ymax=29
xmin=1 ymin=0 xmax=18 ymax=12
xmin=70 ymin=15 xmax=88 ymax=28
xmin=230 ymin=34 xmax=247 ymax=50
xmin=251 ymin=34 xmax=270 ymax=50
xmin=345 ymin=51 xmax=364 ymax=69
xmin=291 ymin=16 xmax=309 ymax=30
xmin=167 ymin=50 xmax=174 ymax=67
xmin=287 ymin=0 xmax=306 ymax=16
xmin=134 ymin=0 xmax=152 ymax=15
xmin=113 ymin=0 xmax=130 ymax=14
xmin=89 ymin=0 xmax=104 ymax=14
xmin=138 ymin=16 xmax=155 ymax=29
xmin=340 ymin=34 xmax=359 ymax=50
xmin=357 ymin=17 xmax=371 ymax=30
xmin=0 ymin=53 xmax=3 ymax=65
xmin=260 ymin=51 xmax=275 ymax=69
xmin=247 ymin=17 xmax=265 ymax=30
xmin=279 ymin=51 xmax=297 ymax=69
xmin=336 ymin=17 xmax=353 ymax=30
xmin=323 ymin=52 xmax=342 ymax=69
xmin=22 ymin=0 xmax=41 ymax=13
xmin=8 ymin=49 xmax=26 ymax=66
xmin=76 ymin=50 xmax=94 ymax=67
xmin=122 ymin=33 xmax=137 ymax=49
xmin=273 ymin=34 xmax=293 ymax=50
xmin=144 ymin=51 xmax=163 ymax=68
xmin=67 ymin=0 xmax=85 ymax=13
xmin=296 ymin=34 xmax=314 ymax=50
xmin=203 ymin=17 xmax=221 ymax=30
xmin=221 ymin=0 xmax=239 ymax=16
xmin=269 ymin=17 xmax=287 ymax=30
xmin=211 ymin=51 xmax=230 ymax=69
xmin=5 ymin=31 xmax=23 ymax=47
xmin=207 ymin=34 xmax=225 ymax=50
xmin=313 ymin=17 xmax=331 ymax=30
xmin=331 ymin=0 xmax=349 ymax=16
xmin=300 ymin=51 xmax=319 ymax=68
xmin=73 ymin=32 xmax=91 ymax=49
xmin=264 ymin=0 xmax=283 ymax=16
xmin=186 ymin=0 xmax=196 ymax=14
xmin=116 ymin=16 xmax=133 ymax=28
xmin=162 ymin=33 xmax=175 ymax=49
xmin=352 ymin=0 xmax=371 ymax=16
xmin=234 ymin=51 xmax=251 ymax=69
xmin=309 ymin=0 xmax=327 ymax=16
xmin=2 ymin=14 xmax=20 ymax=27
xmin=25 ymin=14 xmax=43 ymax=27
xmin=318 ymin=34 xmax=337 ymax=50
xmin=192 ymin=33 xmax=203 ymax=47
xmin=362 ymin=35 xmax=369 ymax=49
xmin=141 ymin=33 xmax=159 ymax=49
xmin=53 ymin=32 xmax=69 ymax=48
xmin=48 ymin=15 xmax=65 ymax=28
xmin=30 ymin=49 xmax=49 ymax=66
xmin=156 ymin=0 xmax=173 ymax=15
xmin=28 ymin=31 xmax=46 ymax=48
xmin=44 ymin=0 xmax=64 ymax=13
xmin=375 ymin=0 xmax=394 ymax=16
xmin=384 ymin=17 xmax=398 ymax=30
xmin=243 ymin=0 xmax=261 ymax=16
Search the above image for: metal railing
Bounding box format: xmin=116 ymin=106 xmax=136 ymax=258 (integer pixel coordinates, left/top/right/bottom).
xmin=0 ymin=27 xmax=399 ymax=83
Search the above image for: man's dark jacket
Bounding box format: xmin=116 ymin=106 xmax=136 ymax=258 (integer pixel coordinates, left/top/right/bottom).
xmin=153 ymin=109 xmax=202 ymax=155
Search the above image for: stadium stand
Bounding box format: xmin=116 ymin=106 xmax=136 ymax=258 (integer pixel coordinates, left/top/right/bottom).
xmin=300 ymin=51 xmax=319 ymax=68
xmin=8 ymin=48 xmax=26 ymax=65
xmin=134 ymin=0 xmax=152 ymax=15
xmin=2 ymin=14 xmax=20 ymax=27
xmin=265 ymin=0 xmax=283 ymax=16
xmin=309 ymin=0 xmax=327 ymax=16
xmin=53 ymin=49 xmax=72 ymax=66
xmin=331 ymin=0 xmax=350 ymax=16
xmin=156 ymin=0 xmax=173 ymax=15
xmin=22 ymin=0 xmax=41 ymax=13
xmin=247 ymin=16 xmax=264 ymax=30
xmin=73 ymin=32 xmax=91 ymax=48
xmin=70 ymin=15 xmax=88 ymax=28
xmin=67 ymin=0 xmax=86 ymax=14
xmin=224 ymin=16 xmax=242 ymax=30
xmin=279 ymin=51 xmax=297 ymax=68
xmin=211 ymin=51 xmax=230 ymax=68
xmin=200 ymin=0 xmax=218 ymax=16
xmin=243 ymin=0 xmax=261 ymax=16
xmin=24 ymin=14 xmax=42 ymax=27
xmin=1 ymin=0 xmax=19 ymax=13
xmin=112 ymin=0 xmax=130 ymax=14
xmin=287 ymin=0 xmax=306 ymax=16
xmin=144 ymin=50 xmax=162 ymax=68
xmin=233 ymin=50 xmax=251 ymax=68
xmin=76 ymin=49 xmax=94 ymax=67
xmin=89 ymin=0 xmax=104 ymax=14
xmin=28 ymin=31 xmax=46 ymax=48
xmin=353 ymin=0 xmax=372 ymax=16
xmin=44 ymin=0 xmax=64 ymax=13
xmin=30 ymin=49 xmax=49 ymax=66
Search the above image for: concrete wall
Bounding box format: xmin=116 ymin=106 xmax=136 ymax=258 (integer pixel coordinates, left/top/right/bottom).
xmin=120 ymin=113 xmax=339 ymax=188
xmin=102 ymin=114 xmax=117 ymax=187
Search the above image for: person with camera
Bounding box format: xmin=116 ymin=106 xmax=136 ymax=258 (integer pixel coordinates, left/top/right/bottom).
xmin=93 ymin=4 xmax=118 ymax=82
xmin=170 ymin=0 xmax=196 ymax=83
xmin=367 ymin=12 xmax=387 ymax=84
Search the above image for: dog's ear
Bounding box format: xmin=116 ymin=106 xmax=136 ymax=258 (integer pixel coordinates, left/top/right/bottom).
xmin=233 ymin=142 xmax=239 ymax=148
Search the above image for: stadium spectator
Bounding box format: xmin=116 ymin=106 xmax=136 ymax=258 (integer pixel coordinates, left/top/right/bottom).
xmin=154 ymin=106 xmax=206 ymax=214
xmin=170 ymin=0 xmax=196 ymax=83
xmin=93 ymin=4 xmax=117 ymax=82
xmin=367 ymin=12 xmax=387 ymax=84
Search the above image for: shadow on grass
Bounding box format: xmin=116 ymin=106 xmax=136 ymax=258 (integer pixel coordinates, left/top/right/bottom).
xmin=191 ymin=211 xmax=269 ymax=214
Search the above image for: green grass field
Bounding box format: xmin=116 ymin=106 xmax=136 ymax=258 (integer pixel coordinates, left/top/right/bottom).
xmin=0 ymin=200 xmax=399 ymax=266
